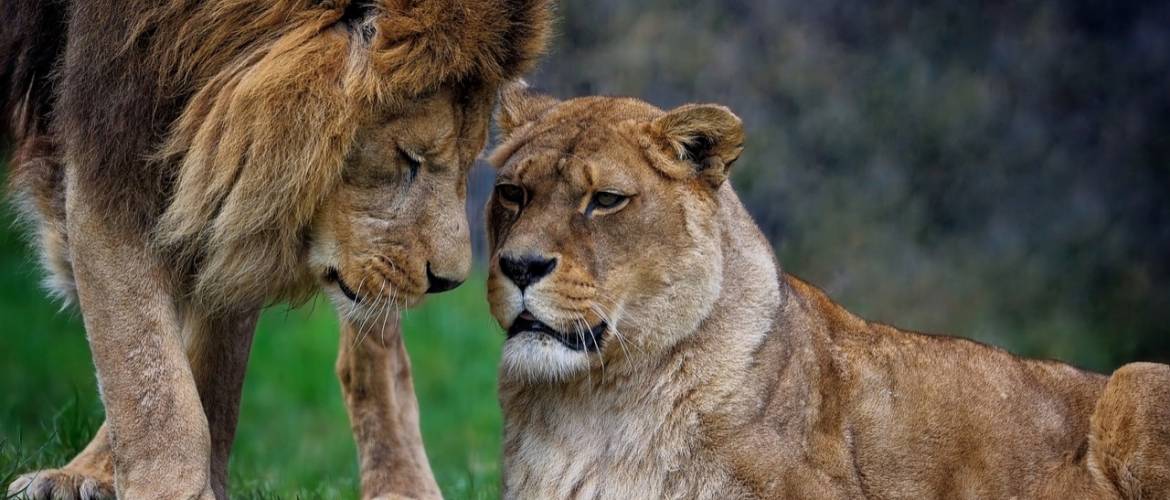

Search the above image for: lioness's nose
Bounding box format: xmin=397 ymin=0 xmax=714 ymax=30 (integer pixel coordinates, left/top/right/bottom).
xmin=499 ymin=255 xmax=557 ymax=290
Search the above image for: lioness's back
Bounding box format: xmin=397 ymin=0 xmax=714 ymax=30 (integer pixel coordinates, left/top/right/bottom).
xmin=762 ymin=274 xmax=1109 ymax=497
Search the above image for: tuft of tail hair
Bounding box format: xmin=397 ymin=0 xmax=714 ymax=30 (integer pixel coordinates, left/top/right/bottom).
xmin=1 ymin=0 xmax=67 ymax=152
xmin=1 ymin=0 xmax=74 ymax=306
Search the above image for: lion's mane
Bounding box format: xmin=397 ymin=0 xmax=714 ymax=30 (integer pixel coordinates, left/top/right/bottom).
xmin=3 ymin=0 xmax=550 ymax=309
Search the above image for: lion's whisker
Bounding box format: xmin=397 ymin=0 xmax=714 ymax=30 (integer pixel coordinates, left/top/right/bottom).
xmin=377 ymin=281 xmax=394 ymax=346
xmin=350 ymin=278 xmax=384 ymax=348
xmin=345 ymin=273 xmax=370 ymax=321
xmin=368 ymin=280 xmax=391 ymax=344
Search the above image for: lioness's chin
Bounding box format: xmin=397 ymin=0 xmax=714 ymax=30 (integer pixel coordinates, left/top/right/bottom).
xmin=500 ymin=332 xmax=592 ymax=383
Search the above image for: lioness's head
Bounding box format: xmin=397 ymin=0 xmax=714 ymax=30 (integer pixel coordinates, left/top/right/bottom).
xmin=486 ymin=85 xmax=745 ymax=382
xmin=154 ymin=0 xmax=550 ymax=314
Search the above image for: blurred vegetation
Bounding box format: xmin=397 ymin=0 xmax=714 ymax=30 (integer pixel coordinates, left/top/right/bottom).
xmin=3 ymin=0 xmax=1169 ymax=498
xmin=505 ymin=0 xmax=1170 ymax=371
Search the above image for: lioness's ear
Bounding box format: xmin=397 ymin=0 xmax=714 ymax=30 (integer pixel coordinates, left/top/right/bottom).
xmin=649 ymin=104 xmax=744 ymax=188
xmin=496 ymin=80 xmax=559 ymax=139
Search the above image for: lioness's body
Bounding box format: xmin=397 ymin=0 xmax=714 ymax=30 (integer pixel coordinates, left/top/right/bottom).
xmin=487 ymin=90 xmax=1170 ymax=499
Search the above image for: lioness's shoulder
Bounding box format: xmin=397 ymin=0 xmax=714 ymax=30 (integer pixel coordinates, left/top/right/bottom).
xmin=784 ymin=271 xmax=1089 ymax=364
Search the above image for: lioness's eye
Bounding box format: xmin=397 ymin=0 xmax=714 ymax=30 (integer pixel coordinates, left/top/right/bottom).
xmin=587 ymin=191 xmax=630 ymax=217
xmin=398 ymin=147 xmax=422 ymax=182
xmin=593 ymin=192 xmax=627 ymax=209
xmin=496 ymin=184 xmax=526 ymax=208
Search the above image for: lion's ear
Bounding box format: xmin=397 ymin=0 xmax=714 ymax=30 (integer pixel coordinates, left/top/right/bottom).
xmin=496 ymin=80 xmax=559 ymax=139
xmin=366 ymin=0 xmax=552 ymax=97
xmin=648 ymin=104 xmax=744 ymax=188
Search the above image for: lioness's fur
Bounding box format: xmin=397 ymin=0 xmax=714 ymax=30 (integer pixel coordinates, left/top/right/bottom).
xmin=485 ymin=86 xmax=1170 ymax=499
xmin=3 ymin=1 xmax=548 ymax=498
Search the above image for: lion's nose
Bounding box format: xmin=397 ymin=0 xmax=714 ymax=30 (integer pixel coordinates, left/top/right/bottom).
xmin=425 ymin=264 xmax=464 ymax=294
xmin=499 ymin=255 xmax=558 ymax=290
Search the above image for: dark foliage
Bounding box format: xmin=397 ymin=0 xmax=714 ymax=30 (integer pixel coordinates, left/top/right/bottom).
xmin=469 ymin=0 xmax=1170 ymax=370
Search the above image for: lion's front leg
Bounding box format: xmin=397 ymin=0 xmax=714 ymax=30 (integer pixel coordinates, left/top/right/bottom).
xmin=8 ymin=310 xmax=258 ymax=500
xmin=65 ymin=193 xmax=214 ymax=499
xmin=7 ymin=423 xmax=115 ymax=500
xmin=184 ymin=308 xmax=260 ymax=499
xmin=337 ymin=317 xmax=441 ymax=500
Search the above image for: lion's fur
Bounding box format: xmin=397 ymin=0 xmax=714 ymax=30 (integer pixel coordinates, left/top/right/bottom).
xmin=150 ymin=0 xmax=550 ymax=308
xmin=3 ymin=1 xmax=550 ymax=497
xmin=486 ymin=89 xmax=1170 ymax=499
xmin=5 ymin=0 xmax=550 ymax=309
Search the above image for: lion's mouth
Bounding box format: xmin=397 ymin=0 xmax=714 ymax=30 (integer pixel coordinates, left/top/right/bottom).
xmin=325 ymin=268 xmax=362 ymax=304
xmin=508 ymin=311 xmax=606 ymax=352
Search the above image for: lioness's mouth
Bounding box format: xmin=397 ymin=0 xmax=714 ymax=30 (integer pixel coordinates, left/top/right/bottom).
xmin=325 ymin=268 xmax=362 ymax=304
xmin=508 ymin=311 xmax=606 ymax=352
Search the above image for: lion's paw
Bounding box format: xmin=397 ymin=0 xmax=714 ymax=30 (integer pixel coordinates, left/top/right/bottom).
xmin=7 ymin=469 xmax=115 ymax=500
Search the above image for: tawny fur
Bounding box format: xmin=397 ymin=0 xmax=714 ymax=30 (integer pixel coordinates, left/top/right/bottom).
xmin=2 ymin=1 xmax=550 ymax=498
xmin=485 ymin=88 xmax=1170 ymax=500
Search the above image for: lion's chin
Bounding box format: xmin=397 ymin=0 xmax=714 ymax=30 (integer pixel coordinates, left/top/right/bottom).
xmin=321 ymin=266 xmax=424 ymax=312
xmin=500 ymin=331 xmax=592 ymax=384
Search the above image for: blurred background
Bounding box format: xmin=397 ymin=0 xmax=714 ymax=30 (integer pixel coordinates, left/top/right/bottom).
xmin=3 ymin=1 xmax=1168 ymax=498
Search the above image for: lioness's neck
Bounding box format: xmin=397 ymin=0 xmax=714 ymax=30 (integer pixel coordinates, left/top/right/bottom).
xmin=677 ymin=185 xmax=786 ymax=408
xmin=501 ymin=186 xmax=787 ymax=498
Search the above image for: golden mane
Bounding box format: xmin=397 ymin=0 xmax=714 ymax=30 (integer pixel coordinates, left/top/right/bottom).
xmin=146 ymin=0 xmax=550 ymax=309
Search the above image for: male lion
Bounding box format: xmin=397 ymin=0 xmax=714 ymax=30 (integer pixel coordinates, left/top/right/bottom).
xmin=2 ymin=0 xmax=548 ymax=498
xmin=484 ymin=85 xmax=1170 ymax=499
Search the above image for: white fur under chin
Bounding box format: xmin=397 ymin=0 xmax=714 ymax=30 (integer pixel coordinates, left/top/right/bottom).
xmin=307 ymin=225 xmax=340 ymax=275
xmin=500 ymin=332 xmax=591 ymax=383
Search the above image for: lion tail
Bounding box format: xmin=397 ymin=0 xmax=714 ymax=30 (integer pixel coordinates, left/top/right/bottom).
xmin=1 ymin=0 xmax=66 ymax=152
xmin=2 ymin=0 xmax=74 ymax=305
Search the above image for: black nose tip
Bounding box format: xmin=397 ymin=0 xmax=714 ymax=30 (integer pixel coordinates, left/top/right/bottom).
xmin=425 ymin=266 xmax=463 ymax=294
xmin=499 ymin=255 xmax=558 ymax=290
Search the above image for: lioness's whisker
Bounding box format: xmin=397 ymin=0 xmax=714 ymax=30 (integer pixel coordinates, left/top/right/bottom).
xmin=591 ymin=294 xmax=646 ymax=358
xmin=570 ymin=312 xmax=601 ymax=385
xmin=585 ymin=315 xmax=607 ymax=381
xmin=591 ymin=303 xmax=634 ymax=361
xmin=578 ymin=318 xmax=592 ymax=386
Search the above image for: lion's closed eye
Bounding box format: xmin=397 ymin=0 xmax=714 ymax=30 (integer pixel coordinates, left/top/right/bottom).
xmin=398 ymin=147 xmax=423 ymax=182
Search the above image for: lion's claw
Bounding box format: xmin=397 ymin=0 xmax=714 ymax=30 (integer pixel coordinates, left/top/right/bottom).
xmin=7 ymin=469 xmax=115 ymax=500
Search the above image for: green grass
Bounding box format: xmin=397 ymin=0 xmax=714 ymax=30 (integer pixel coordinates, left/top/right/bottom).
xmin=0 ymin=215 xmax=507 ymax=498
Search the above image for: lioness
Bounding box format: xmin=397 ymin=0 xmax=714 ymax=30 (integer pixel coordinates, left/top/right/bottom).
xmin=3 ymin=0 xmax=548 ymax=498
xmin=484 ymin=85 xmax=1170 ymax=499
